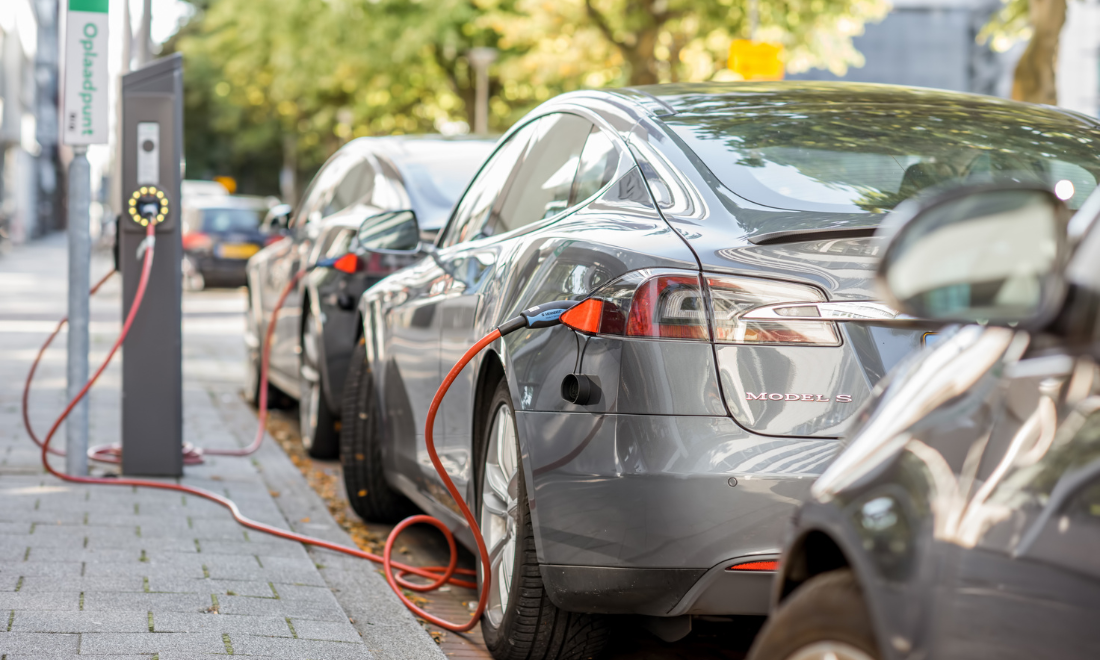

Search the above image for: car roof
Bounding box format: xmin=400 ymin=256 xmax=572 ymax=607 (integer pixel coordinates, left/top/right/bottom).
xmin=187 ymin=195 xmax=271 ymax=211
xmin=338 ymin=134 xmax=498 ymax=165
xmin=536 ymin=81 xmax=1097 ymax=128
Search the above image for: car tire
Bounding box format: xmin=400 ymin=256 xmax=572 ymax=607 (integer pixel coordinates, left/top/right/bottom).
xmin=747 ymin=569 xmax=881 ymax=660
xmin=478 ymin=379 xmax=609 ymax=660
xmin=300 ymin=307 xmax=340 ymax=459
xmin=340 ymin=338 xmax=416 ymax=523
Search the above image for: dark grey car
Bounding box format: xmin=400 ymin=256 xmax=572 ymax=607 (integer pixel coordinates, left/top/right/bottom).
xmin=338 ymin=83 xmax=1100 ymax=659
xmin=244 ymin=135 xmax=494 ymax=458
xmin=750 ymin=183 xmax=1100 ymax=660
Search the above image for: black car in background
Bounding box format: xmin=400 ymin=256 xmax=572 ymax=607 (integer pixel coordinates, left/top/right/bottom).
xmin=749 ymin=184 xmax=1100 ymax=660
xmin=182 ymin=195 xmax=274 ymax=289
xmin=245 ymin=135 xmax=495 ymax=458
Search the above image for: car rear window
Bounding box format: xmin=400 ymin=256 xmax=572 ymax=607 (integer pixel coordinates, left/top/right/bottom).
xmin=665 ymin=104 xmax=1100 ymax=214
xmin=202 ymin=208 xmax=262 ymax=233
xmin=396 ymin=142 xmax=495 ymax=230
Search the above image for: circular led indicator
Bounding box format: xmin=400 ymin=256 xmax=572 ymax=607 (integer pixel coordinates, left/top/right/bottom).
xmin=127 ymin=186 xmax=170 ymax=227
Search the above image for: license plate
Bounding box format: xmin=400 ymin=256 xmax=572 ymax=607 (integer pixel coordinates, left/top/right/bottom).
xmin=923 ymin=332 xmax=943 ymax=348
xmin=217 ymin=243 xmax=260 ymax=259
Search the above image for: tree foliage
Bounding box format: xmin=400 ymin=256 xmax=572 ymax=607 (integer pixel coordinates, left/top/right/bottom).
xmin=169 ymin=0 xmax=889 ymax=196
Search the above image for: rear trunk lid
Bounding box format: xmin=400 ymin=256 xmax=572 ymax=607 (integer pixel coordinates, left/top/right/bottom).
xmin=704 ymin=236 xmax=933 ymax=438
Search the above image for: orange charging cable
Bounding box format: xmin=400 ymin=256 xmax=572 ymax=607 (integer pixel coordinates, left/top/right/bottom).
xmin=24 ymin=222 xmax=494 ymax=632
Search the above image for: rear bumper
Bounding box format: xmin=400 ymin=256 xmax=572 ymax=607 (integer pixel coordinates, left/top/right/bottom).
xmin=541 ymin=557 xmax=776 ymax=616
xmin=516 ymin=411 xmax=835 ymax=615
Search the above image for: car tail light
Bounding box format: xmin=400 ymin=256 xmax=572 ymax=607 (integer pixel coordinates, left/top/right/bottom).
xmin=182 ymin=232 xmax=213 ymax=252
xmin=561 ymin=269 xmax=709 ymax=340
xmin=264 ymin=235 xmax=286 ymax=246
xmin=727 ymin=560 xmax=778 ymax=572
xmin=707 ymin=275 xmax=839 ymax=346
xmin=562 ymin=269 xmax=837 ymax=346
xmin=333 ymin=253 xmax=359 ymax=274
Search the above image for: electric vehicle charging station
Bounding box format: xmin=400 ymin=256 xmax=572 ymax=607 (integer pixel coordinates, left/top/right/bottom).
xmin=119 ymin=54 xmax=184 ymax=476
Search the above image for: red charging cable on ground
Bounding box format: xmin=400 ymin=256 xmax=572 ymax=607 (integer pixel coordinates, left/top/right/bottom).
xmin=18 ymin=222 xmax=552 ymax=632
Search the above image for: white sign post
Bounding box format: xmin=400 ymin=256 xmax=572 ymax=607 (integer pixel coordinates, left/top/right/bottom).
xmin=62 ymin=0 xmax=110 ymax=145
xmin=61 ymin=0 xmax=109 ymax=476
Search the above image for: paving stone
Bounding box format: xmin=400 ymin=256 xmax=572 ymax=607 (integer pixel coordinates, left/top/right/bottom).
xmin=4 ymin=656 xmax=152 ymax=660
xmin=144 ymin=576 xmax=275 ymax=598
xmin=16 ymin=576 xmax=145 ymax=593
xmin=190 ymin=539 xmax=310 ymax=559
xmin=216 ymin=592 xmax=348 ymax=620
xmin=83 ymin=561 xmax=207 ymax=581
xmin=229 ymin=633 xmax=372 ymax=659
xmin=3 ymin=655 xmax=152 ymax=660
xmin=79 ymin=631 xmax=228 ymax=655
xmin=26 ymin=546 xmax=138 ymax=563
xmin=151 ymin=611 xmax=293 ymax=636
xmin=0 ymin=592 xmax=80 ymax=611
xmin=3 ymin=561 xmax=82 ymax=578
xmin=0 ymin=632 xmax=80 ymax=655
xmin=82 ymin=592 xmax=213 ymax=614
xmin=10 ymin=610 xmax=149 ymax=633
xmin=290 ymin=617 xmax=363 ymax=642
xmin=272 ymin=582 xmax=344 ymax=603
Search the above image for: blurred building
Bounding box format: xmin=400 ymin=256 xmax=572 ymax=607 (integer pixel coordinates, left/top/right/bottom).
xmin=789 ymin=0 xmax=1010 ymax=94
xmin=1 ymin=0 xmax=40 ymax=244
xmin=789 ymin=0 xmax=1100 ymax=120
xmin=1059 ymin=0 xmax=1100 ymax=118
xmin=1 ymin=0 xmax=62 ymax=246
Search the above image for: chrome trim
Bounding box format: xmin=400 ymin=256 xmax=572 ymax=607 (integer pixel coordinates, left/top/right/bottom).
xmin=741 ymin=301 xmax=900 ymax=322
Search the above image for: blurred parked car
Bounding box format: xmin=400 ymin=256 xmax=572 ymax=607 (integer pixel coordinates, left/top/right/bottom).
xmin=182 ymin=179 xmax=230 ymax=203
xmin=259 ymin=203 xmax=292 ymax=244
xmin=244 ymin=135 xmax=495 ymax=458
xmin=181 ymin=195 xmax=272 ymax=289
xmin=750 ymin=184 xmax=1100 ymax=660
xmin=334 ymin=83 xmax=1100 ymax=659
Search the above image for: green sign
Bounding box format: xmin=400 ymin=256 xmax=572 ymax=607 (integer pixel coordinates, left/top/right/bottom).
xmin=69 ymin=0 xmax=109 ymax=13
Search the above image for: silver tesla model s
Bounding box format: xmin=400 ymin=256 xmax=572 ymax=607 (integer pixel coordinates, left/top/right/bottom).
xmin=336 ymin=82 xmax=1100 ymax=659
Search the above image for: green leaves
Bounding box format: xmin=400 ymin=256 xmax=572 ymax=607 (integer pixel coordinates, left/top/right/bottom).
xmin=171 ymin=0 xmax=891 ymax=194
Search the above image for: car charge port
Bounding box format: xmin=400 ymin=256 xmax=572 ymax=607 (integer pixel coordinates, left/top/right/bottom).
xmin=561 ymin=373 xmax=600 ymax=405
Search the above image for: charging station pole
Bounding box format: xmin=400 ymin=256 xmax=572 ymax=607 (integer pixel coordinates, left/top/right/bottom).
xmin=60 ymin=0 xmax=109 ymax=475
xmin=119 ymin=54 xmax=184 ymax=476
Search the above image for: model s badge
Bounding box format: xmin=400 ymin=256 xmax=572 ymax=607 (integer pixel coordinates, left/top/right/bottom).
xmin=746 ymin=393 xmax=853 ymax=403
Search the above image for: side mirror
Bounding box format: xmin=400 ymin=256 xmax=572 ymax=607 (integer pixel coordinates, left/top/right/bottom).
xmin=357 ymin=209 xmax=422 ymax=254
xmin=878 ymin=184 xmax=1069 ymax=329
xmin=264 ymin=203 xmax=292 ymax=233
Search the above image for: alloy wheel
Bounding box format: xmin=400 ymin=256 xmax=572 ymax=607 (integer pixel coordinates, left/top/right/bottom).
xmin=480 ymin=401 xmax=519 ymax=627
xmin=786 ymin=642 xmax=878 ymax=660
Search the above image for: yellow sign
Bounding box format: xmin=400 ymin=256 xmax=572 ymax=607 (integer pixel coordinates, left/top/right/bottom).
xmin=728 ymin=40 xmax=785 ymax=81
xmin=214 ymin=175 xmax=238 ymax=194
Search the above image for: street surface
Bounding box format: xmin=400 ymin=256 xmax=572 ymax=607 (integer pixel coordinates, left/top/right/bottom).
xmin=0 ymin=235 xmax=442 ymax=659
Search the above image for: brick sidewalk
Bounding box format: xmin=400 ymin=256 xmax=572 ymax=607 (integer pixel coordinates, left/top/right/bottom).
xmin=0 ymin=234 xmax=444 ymax=660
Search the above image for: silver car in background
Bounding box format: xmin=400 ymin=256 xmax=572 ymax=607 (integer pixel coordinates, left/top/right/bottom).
xmin=245 ymin=136 xmax=495 ymax=457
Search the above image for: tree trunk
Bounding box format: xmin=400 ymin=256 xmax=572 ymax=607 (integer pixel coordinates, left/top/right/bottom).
xmin=1011 ymin=0 xmax=1066 ymax=105
xmin=625 ymin=27 xmax=661 ymax=85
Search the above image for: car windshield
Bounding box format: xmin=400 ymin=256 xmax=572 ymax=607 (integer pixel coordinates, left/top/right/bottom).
xmin=666 ymin=104 xmax=1100 ymax=215
xmin=202 ymin=208 xmax=262 ymax=233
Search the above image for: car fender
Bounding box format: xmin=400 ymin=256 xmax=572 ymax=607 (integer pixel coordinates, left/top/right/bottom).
xmin=779 ymin=504 xmax=922 ymax=660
